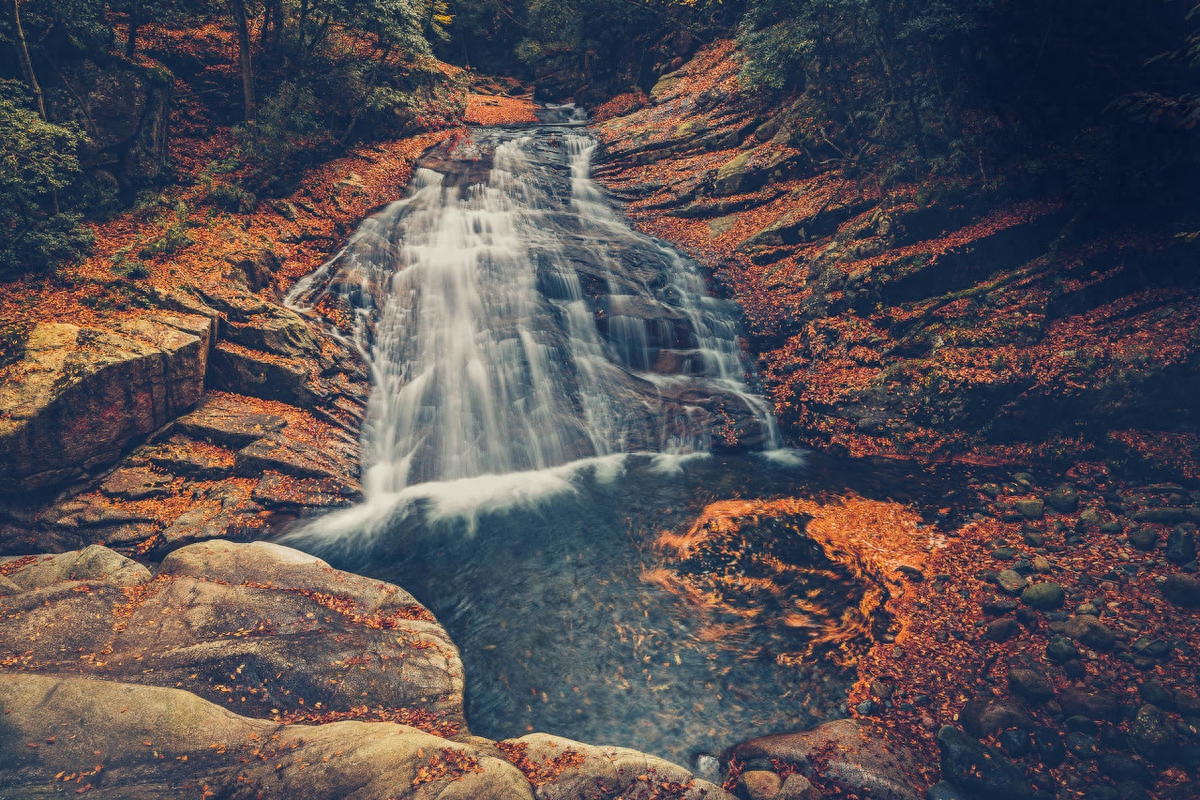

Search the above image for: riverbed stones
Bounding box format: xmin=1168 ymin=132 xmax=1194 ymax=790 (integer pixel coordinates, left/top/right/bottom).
xmin=1046 ymin=636 xmax=1082 ymax=663
xmin=1046 ymin=484 xmax=1079 ymax=513
xmin=1020 ymin=581 xmax=1064 ymax=610
xmin=1062 ymin=615 xmax=1117 ymax=650
xmin=959 ymin=697 xmax=1034 ymax=738
xmin=997 ymin=569 xmax=1029 ymax=594
xmin=1166 ymin=526 xmax=1197 ymax=565
xmin=1161 ymin=574 xmax=1200 ymax=607
xmin=1128 ymin=527 xmax=1159 ymax=551
xmin=1129 ymin=704 xmax=1180 ymax=764
xmin=936 ymin=726 xmax=1032 ymax=800
xmin=728 ymin=719 xmax=921 ymax=800
xmin=1014 ymin=499 xmax=1044 ymax=520
xmin=1007 ymin=668 xmax=1055 ymax=702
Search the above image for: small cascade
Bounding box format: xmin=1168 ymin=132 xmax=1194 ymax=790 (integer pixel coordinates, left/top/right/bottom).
xmin=289 ymin=122 xmax=784 ymax=499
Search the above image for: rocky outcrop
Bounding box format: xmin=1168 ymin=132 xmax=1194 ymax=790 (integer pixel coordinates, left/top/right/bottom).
xmin=0 ymin=542 xmax=733 ymax=800
xmin=45 ymin=56 xmax=172 ymax=192
xmin=0 ymin=314 xmax=212 ymax=492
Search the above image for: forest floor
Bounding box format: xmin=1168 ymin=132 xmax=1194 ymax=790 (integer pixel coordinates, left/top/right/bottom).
xmin=594 ymin=41 xmax=1200 ymax=800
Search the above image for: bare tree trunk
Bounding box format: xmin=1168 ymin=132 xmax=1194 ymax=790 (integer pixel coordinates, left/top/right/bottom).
xmin=230 ymin=0 xmax=256 ymax=125
xmin=125 ymin=0 xmax=143 ymax=57
xmin=10 ymin=0 xmax=47 ymax=120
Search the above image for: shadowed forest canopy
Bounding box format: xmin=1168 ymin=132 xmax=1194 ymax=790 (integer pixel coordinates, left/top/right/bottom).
xmin=1 ymin=0 xmax=1197 ymax=276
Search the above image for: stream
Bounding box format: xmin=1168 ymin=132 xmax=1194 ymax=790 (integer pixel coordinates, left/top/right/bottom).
xmin=285 ymin=111 xmax=877 ymax=763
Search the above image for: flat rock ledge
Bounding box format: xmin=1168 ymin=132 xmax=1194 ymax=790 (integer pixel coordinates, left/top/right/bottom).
xmin=0 ymin=541 xmax=733 ymax=799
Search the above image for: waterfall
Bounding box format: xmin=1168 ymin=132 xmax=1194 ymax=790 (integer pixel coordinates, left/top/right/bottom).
xmin=288 ymin=124 xmax=786 ymax=519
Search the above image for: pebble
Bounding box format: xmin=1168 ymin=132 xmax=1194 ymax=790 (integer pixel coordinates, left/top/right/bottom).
xmin=1166 ymin=526 xmax=1196 ymax=565
xmin=1008 ymin=667 xmax=1055 ymax=702
xmin=1031 ymin=555 xmax=1052 ymax=573
xmin=1127 ymin=527 xmax=1159 ymax=551
xmin=1046 ymin=484 xmax=1079 ymax=513
xmin=1020 ymin=581 xmax=1065 ymax=610
xmin=997 ymin=569 xmax=1029 ymax=595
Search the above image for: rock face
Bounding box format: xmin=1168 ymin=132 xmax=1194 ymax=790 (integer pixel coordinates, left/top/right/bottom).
xmin=0 ymin=542 xmax=733 ymax=800
xmin=726 ymin=718 xmax=923 ymax=800
xmin=45 ymin=56 xmax=171 ymax=191
xmin=0 ymin=315 xmax=212 ymax=491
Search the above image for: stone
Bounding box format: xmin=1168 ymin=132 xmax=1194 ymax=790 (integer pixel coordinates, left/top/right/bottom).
xmin=1032 ymin=728 xmax=1065 ymax=767
xmin=986 ymin=618 xmax=1020 ymax=642
xmin=1166 ymin=526 xmax=1197 ymax=565
xmin=778 ymin=773 xmax=821 ymax=800
xmin=1031 ymin=555 xmax=1052 ymax=573
xmin=235 ymin=435 xmax=355 ymax=482
xmin=959 ymin=697 xmax=1034 ymax=738
xmin=1014 ymin=499 xmax=1044 ymax=520
xmin=1078 ymin=508 xmax=1104 ymax=529
xmin=174 ymin=393 xmax=287 ymax=447
xmin=997 ymin=729 xmax=1034 ymax=758
xmin=0 ymin=545 xmax=150 ymax=590
xmin=99 ymin=465 xmax=174 ymax=499
xmin=936 ymin=727 xmax=1032 ymax=800
xmin=1134 ymin=508 xmax=1188 ymax=524
xmin=1020 ymin=582 xmax=1064 ymax=610
xmin=728 ymin=718 xmax=921 ymax=800
xmin=1099 ymin=754 xmax=1155 ymax=787
xmin=1007 ymin=668 xmax=1055 ymax=702
xmin=1059 ymin=688 xmax=1125 ymax=722
xmin=0 ymin=673 xmax=537 ymax=800
xmin=1161 ymin=574 xmax=1200 ymax=608
xmin=1045 ymin=484 xmax=1079 ymax=513
xmin=208 ymin=342 xmax=325 ymax=410
xmin=1045 ymin=636 xmax=1081 ymax=663
xmin=740 ymin=770 xmax=783 ymax=799
xmin=1062 ymin=615 xmax=1117 ymax=649
xmin=0 ymin=318 xmax=208 ymax=491
xmin=997 ymin=569 xmax=1029 ymax=595
xmin=143 ymin=437 xmax=235 ymax=480
xmin=926 ymin=781 xmax=967 ymax=800
xmin=1063 ymin=731 xmax=1099 ymax=759
xmin=1129 ymin=704 xmax=1180 ymax=764
xmin=0 ymin=542 xmax=464 ymax=727
xmin=1128 ymin=527 xmax=1159 ymax=551
xmin=1131 ymin=636 xmax=1171 ymax=661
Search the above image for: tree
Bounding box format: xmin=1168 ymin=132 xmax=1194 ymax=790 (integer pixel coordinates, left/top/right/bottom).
xmin=230 ymin=0 xmax=256 ymax=124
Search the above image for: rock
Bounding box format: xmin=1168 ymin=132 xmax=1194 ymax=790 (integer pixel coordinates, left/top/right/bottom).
xmin=936 ymin=726 xmax=1032 ymax=800
xmin=1131 ymin=635 xmax=1171 ymax=662
xmin=1161 ymin=573 xmax=1200 ymax=608
xmin=143 ymin=436 xmax=235 ymax=479
xmin=99 ymin=465 xmax=174 ymax=499
xmin=1045 ymin=484 xmax=1079 ymax=513
xmin=219 ymin=298 xmax=317 ymax=358
xmin=728 ymin=718 xmax=921 ymax=800
xmin=959 ymin=697 xmax=1034 ymax=738
xmin=0 ymin=318 xmax=208 ymax=491
xmin=926 ymin=781 xmax=968 ymax=800
xmin=1078 ymin=508 xmax=1104 ymax=529
xmin=252 ymin=471 xmax=361 ymax=510
xmin=997 ymin=569 xmax=1029 ymax=595
xmin=0 ymin=673 xmax=534 ymax=800
xmin=1128 ymin=527 xmax=1159 ymax=551
xmin=505 ymin=732 xmax=730 ymax=800
xmin=1014 ymin=499 xmax=1045 ymax=519
xmin=174 ymin=393 xmax=287 ymax=447
xmin=1063 ymin=731 xmax=1099 ymax=759
xmin=1134 ymin=508 xmax=1188 ymax=524
xmin=779 ymin=773 xmax=821 ymax=800
xmin=986 ymin=618 xmax=1020 ymax=642
xmin=1045 ymin=636 xmax=1081 ymax=663
xmin=740 ymin=769 xmax=784 ymax=799
xmin=0 ymin=542 xmax=464 ymax=727
xmin=1059 ymin=688 xmax=1125 ymax=722
xmin=235 ymin=435 xmax=356 ymax=483
xmin=208 ymin=342 xmax=325 ymax=410
xmin=1031 ymin=728 xmax=1065 ymax=767
xmin=1020 ymin=582 xmax=1064 ymax=610
xmin=1007 ymin=668 xmax=1055 ymax=702
xmin=1099 ymin=754 xmax=1155 ymax=786
xmin=0 ymin=544 xmax=150 ymax=589
xmin=1129 ymin=704 xmax=1180 ymax=764
xmin=1031 ymin=555 xmax=1052 ymax=573
xmin=1166 ymin=526 xmax=1196 ymax=565
xmin=1062 ymin=615 xmax=1117 ymax=649
xmin=997 ymin=729 xmax=1034 ymax=759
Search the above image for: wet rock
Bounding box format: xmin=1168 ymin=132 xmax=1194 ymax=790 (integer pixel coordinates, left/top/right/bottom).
xmin=235 ymin=435 xmax=355 ymax=482
xmin=1100 ymin=754 xmax=1156 ymax=786
xmin=982 ymin=598 xmax=1019 ymax=615
xmin=1128 ymin=527 xmax=1159 ymax=551
xmin=1063 ymin=731 xmax=1099 ymax=759
xmin=778 ymin=773 xmax=820 ymax=800
xmin=997 ymin=569 xmax=1029 ymax=595
xmin=1007 ymin=668 xmax=1055 ymax=702
xmin=1059 ymin=688 xmax=1125 ymax=722
xmin=1129 ymin=704 xmax=1181 ymax=764
xmin=997 ymin=729 xmax=1034 ymax=759
xmin=1161 ymin=574 xmax=1200 ymax=608
xmin=1062 ymin=615 xmax=1117 ymax=650
xmin=1045 ymin=484 xmax=1079 ymax=513
xmin=986 ymin=618 xmax=1020 ymax=642
xmin=728 ymin=718 xmax=920 ymax=800
xmin=0 ymin=318 xmax=208 ymax=491
xmin=1020 ymin=581 xmax=1064 ymax=610
xmin=1014 ymin=499 xmax=1045 ymax=520
xmin=936 ymin=726 xmax=1032 ymax=800
xmin=1166 ymin=526 xmax=1196 ymax=565
xmin=1130 ymin=636 xmax=1171 ymax=662
xmin=1045 ymin=636 xmax=1082 ymax=663
xmin=1078 ymin=508 xmax=1104 ymax=529
xmin=1134 ymin=508 xmax=1188 ymax=524
xmin=959 ymin=697 xmax=1034 ymax=738
xmin=252 ymin=472 xmax=361 ymax=510
xmin=1032 ymin=728 xmax=1066 ymax=767
xmin=927 ymin=781 xmax=968 ymax=800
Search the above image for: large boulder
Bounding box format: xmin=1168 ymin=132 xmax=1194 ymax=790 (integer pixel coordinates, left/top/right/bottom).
xmin=727 ymin=718 xmax=922 ymax=800
xmin=0 ymin=541 xmax=463 ymax=729
xmin=0 ymin=315 xmax=212 ymax=491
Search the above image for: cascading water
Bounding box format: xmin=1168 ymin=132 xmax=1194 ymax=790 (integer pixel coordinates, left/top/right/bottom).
xmin=289 ymin=123 xmax=784 ymax=512
xmin=283 ymin=114 xmax=872 ymax=764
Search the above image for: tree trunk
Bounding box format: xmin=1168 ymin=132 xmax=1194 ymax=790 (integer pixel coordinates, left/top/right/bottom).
xmin=10 ymin=0 xmax=47 ymax=120
xmin=230 ymin=0 xmax=256 ymax=125
xmin=125 ymin=0 xmax=143 ymax=58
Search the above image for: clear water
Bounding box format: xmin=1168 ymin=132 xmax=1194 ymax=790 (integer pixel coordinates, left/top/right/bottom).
xmin=284 ymin=119 xmax=879 ymax=763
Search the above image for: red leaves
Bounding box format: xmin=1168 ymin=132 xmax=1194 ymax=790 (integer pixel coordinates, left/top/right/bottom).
xmin=495 ymin=741 xmax=587 ymax=787
xmin=410 ymin=748 xmax=483 ymax=788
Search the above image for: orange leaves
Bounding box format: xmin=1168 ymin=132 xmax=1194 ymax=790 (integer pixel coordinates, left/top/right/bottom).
xmin=277 ymin=704 xmax=460 ymax=738
xmin=410 ymin=748 xmax=483 ymax=788
xmin=464 ymin=93 xmax=539 ymax=126
xmin=494 ymin=741 xmax=586 ymax=787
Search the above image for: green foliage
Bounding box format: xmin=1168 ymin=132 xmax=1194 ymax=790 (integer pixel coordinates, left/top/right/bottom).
xmin=138 ymin=201 xmax=192 ymax=258
xmin=0 ymin=82 xmax=93 ymax=279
